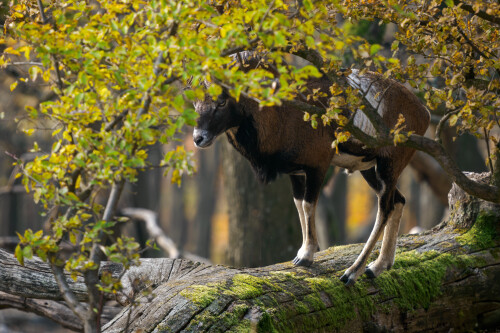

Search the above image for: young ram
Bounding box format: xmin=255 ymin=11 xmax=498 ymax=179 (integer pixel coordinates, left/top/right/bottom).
xmin=193 ymin=65 xmax=430 ymax=285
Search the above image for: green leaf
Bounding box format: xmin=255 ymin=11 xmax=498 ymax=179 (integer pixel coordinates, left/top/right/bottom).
xmin=370 ymin=44 xmax=381 ymax=56
xmin=140 ymin=128 xmax=155 ymax=142
xmin=23 ymin=245 xmax=33 ymax=260
xmin=74 ymin=93 xmax=85 ymax=107
xmin=15 ymin=245 xmax=24 ymax=266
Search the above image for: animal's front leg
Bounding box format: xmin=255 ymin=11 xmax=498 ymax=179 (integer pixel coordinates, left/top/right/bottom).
xmin=290 ymin=171 xmax=322 ymax=267
xmin=290 ymin=175 xmax=309 ymax=266
xmin=293 ymin=200 xmax=320 ymax=266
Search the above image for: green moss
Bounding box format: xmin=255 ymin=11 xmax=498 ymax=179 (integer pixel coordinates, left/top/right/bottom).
xmin=375 ymin=251 xmax=476 ymax=310
xmin=293 ymin=300 xmax=310 ymax=314
xmin=257 ymin=312 xmax=278 ymax=333
xmin=303 ymin=293 xmax=326 ymax=311
xmin=227 ymin=274 xmax=269 ymax=299
xmin=180 ymin=240 xmax=491 ymax=332
xmin=228 ymin=320 xmax=252 ymax=332
xmin=184 ymin=301 xmax=251 ymax=332
xmin=180 ymin=284 xmax=219 ymax=307
xmin=456 ymin=212 xmax=499 ymax=251
xmin=392 ymin=250 xmax=440 ymax=269
xmin=268 ymin=271 xmax=297 ymax=280
xmin=286 ymin=276 xmax=375 ymax=330
xmin=218 ymin=303 xmax=251 ymax=329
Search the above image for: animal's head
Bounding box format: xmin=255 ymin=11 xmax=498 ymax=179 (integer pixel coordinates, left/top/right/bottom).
xmin=193 ymin=91 xmax=243 ymax=148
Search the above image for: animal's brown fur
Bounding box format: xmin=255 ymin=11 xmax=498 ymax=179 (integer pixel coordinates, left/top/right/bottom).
xmin=193 ymin=69 xmax=430 ymax=284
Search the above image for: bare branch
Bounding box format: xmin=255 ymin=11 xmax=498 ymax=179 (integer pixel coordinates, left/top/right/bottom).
xmin=120 ymin=208 xmax=212 ymax=264
xmin=0 ymin=291 xmax=84 ymax=332
xmin=409 ymin=151 xmax=452 ymax=205
xmin=405 ymin=134 xmax=500 ymax=203
xmin=454 ymin=0 xmax=500 ymax=26
xmin=50 ymin=262 xmax=88 ymax=318
xmin=220 ymin=38 xmax=259 ymax=57
xmin=85 ymin=181 xmax=125 ymax=331
xmin=121 ymin=208 xmax=180 ymax=259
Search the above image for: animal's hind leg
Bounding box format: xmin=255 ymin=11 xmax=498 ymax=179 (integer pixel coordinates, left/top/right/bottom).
xmin=340 ymin=166 xmax=396 ymax=286
xmin=366 ymin=189 xmax=405 ymax=277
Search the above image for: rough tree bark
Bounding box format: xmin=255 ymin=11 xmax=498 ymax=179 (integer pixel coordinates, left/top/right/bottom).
xmin=1 ymin=173 xmax=499 ymax=332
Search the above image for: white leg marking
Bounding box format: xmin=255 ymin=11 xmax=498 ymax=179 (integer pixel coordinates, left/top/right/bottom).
xmin=293 ymin=201 xmax=319 ymax=266
xmin=341 ymin=184 xmax=388 ymax=285
xmin=294 ymin=198 xmax=306 ymax=246
xmin=367 ymin=202 xmax=404 ymax=277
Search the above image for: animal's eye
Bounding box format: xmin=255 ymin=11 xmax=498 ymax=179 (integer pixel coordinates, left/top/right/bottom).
xmin=218 ymin=99 xmax=227 ymax=108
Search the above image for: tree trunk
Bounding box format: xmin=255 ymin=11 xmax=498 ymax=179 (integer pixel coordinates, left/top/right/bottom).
xmin=221 ymin=140 xmax=302 ymax=267
xmin=1 ymin=173 xmax=499 ymax=332
xmin=193 ymin=143 xmax=220 ymax=259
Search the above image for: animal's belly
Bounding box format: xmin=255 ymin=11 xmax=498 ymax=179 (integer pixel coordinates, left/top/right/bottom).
xmin=331 ymin=153 xmax=376 ymax=173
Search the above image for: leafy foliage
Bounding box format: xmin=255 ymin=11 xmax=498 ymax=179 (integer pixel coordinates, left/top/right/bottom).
xmin=1 ymin=0 xmax=499 ymax=328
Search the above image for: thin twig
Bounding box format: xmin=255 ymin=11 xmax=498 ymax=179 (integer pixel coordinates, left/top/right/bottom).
xmin=37 ymin=0 xmax=64 ymax=91
xmin=85 ymin=180 xmax=124 ymax=332
xmin=7 ymin=62 xmax=44 ymax=66
xmin=49 ymin=261 xmax=87 ymax=319
xmin=484 ymin=127 xmax=494 ymax=173
xmin=258 ymin=0 xmax=275 ymax=32
xmin=435 ymin=108 xmax=461 ymax=144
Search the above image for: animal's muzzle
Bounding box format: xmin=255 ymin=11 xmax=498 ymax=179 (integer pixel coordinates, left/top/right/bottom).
xmin=193 ymin=128 xmax=216 ymax=148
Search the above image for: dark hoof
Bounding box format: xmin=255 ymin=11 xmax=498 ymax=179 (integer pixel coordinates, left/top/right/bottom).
xmin=292 ymin=256 xmax=313 ymax=267
xmin=365 ymin=267 xmax=376 ymax=279
xmin=340 ymin=273 xmax=355 ymax=287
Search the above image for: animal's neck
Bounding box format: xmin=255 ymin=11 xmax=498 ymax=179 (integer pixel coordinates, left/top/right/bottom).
xmin=226 ymin=114 xmax=260 ymax=159
xmin=225 ymin=114 xmax=282 ymax=184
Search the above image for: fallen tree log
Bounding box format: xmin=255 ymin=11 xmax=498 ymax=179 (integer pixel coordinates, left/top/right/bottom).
xmin=102 ymin=173 xmax=500 ymax=332
xmin=1 ymin=173 xmax=499 ymax=332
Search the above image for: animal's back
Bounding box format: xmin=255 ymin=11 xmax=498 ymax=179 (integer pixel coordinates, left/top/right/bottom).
xmin=250 ymin=75 xmax=337 ymax=173
xmin=228 ymin=70 xmax=430 ymax=180
xmin=348 ymin=70 xmax=430 ymax=137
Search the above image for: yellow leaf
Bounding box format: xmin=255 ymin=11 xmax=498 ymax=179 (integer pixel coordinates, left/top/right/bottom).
xmin=449 ymin=114 xmax=458 ymax=126
xmin=18 ymin=46 xmax=31 ymax=60
xmin=42 ymin=70 xmax=51 ymax=82
xmin=69 ymin=232 xmax=77 ymax=245
xmin=220 ymin=25 xmax=231 ymax=38
xmin=63 ymin=130 xmax=72 ymax=142
xmin=10 ymin=81 xmax=18 ymax=91
xmin=23 ymin=128 xmax=35 ymax=136
xmin=75 ymin=175 xmax=81 ymax=189
xmin=52 ymin=128 xmax=62 ymax=137
xmin=4 ymin=47 xmax=20 ymax=56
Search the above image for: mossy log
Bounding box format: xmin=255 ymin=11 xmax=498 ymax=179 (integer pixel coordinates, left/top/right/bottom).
xmin=101 ymin=175 xmax=500 ymax=332
xmin=1 ymin=174 xmax=499 ymax=332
